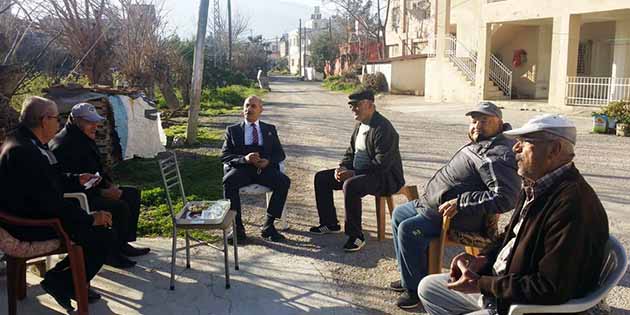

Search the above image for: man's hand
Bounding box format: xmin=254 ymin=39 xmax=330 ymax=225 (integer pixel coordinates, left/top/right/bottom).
xmin=334 ymin=167 xmax=346 ymax=181
xmin=79 ymin=173 xmax=101 ymax=186
xmin=92 ymin=211 xmax=112 ymax=227
xmin=438 ymin=198 xmax=459 ymax=218
xmin=255 ymin=158 xmax=270 ymax=169
xmin=335 ymin=168 xmax=355 ymax=182
xmin=447 ymin=257 xmax=482 ymax=293
xmin=245 ymin=152 xmax=261 ymax=165
xmin=449 ymin=253 xmax=487 ymax=280
xmin=101 ymin=185 xmax=123 ymax=200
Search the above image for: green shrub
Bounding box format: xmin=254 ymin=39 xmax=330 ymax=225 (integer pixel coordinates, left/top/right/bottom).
xmin=602 ymin=101 xmax=630 ymax=124
xmin=323 ymin=75 xmax=361 ymax=94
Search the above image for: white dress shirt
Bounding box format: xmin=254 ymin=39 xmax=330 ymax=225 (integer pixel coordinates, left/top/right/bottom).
xmin=244 ymin=120 xmax=263 ymax=146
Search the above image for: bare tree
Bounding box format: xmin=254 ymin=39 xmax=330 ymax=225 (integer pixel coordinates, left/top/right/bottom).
xmin=325 ymin=0 xmax=390 ymax=59
xmin=37 ymin=0 xmax=117 ymax=84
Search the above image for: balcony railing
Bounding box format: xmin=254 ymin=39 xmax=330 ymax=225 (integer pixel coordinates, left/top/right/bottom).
xmin=566 ymin=76 xmax=630 ymax=106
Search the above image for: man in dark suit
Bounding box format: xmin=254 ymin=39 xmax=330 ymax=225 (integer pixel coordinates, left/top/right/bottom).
xmin=310 ymin=89 xmax=405 ymax=252
xmin=221 ymin=95 xmax=290 ymax=242
xmin=50 ymin=103 xmax=150 ymax=269
xmin=0 ymin=96 xmax=113 ymax=311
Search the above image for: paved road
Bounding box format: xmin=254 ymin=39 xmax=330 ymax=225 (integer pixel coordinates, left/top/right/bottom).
xmin=4 ymin=76 xmax=628 ymax=315
xmin=262 ymin=76 xmax=630 ymax=314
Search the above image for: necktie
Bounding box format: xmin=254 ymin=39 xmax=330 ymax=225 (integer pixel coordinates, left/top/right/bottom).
xmin=251 ymin=124 xmax=259 ymax=145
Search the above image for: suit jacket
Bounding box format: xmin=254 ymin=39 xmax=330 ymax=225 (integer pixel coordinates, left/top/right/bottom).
xmin=49 ymin=123 xmax=112 ymax=197
xmin=221 ymin=121 xmax=286 ymax=170
xmin=478 ymin=165 xmax=609 ymax=315
xmin=340 ymin=111 xmax=405 ymax=196
xmin=0 ymin=125 xmax=94 ymax=241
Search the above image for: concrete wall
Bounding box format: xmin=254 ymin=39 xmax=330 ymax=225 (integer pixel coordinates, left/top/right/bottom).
xmin=483 ymin=0 xmax=630 ymax=23
xmin=425 ymin=58 xmax=478 ymax=103
xmin=580 ymin=21 xmax=616 ymax=77
xmin=494 ymin=26 xmax=544 ymax=99
xmin=391 ymin=58 xmax=427 ymax=95
xmin=365 ymin=58 xmax=427 ymax=95
xmin=613 ymin=20 xmax=630 ymax=78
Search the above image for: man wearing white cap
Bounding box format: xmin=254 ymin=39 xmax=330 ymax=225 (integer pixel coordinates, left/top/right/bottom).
xmin=418 ymin=114 xmax=610 ymax=315
xmin=50 ymin=103 xmax=150 ymax=269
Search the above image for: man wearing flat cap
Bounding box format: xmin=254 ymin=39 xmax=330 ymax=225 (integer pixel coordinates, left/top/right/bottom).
xmin=50 ymin=103 xmax=150 ymax=269
xmin=310 ymin=88 xmax=405 ymax=252
xmin=418 ymin=114 xmax=609 ymax=315
xmin=389 ymin=102 xmax=521 ymax=309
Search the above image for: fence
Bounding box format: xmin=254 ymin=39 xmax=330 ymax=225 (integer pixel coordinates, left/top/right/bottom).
xmin=566 ymin=76 xmax=630 ymax=106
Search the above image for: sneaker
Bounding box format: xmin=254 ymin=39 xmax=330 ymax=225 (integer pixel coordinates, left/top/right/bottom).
xmin=396 ymin=290 xmax=421 ymax=309
xmin=343 ymin=236 xmax=365 ymax=252
xmin=261 ymin=225 xmax=286 ymax=242
xmin=309 ymin=224 xmax=342 ymax=234
xmin=41 ymin=279 xmax=74 ymax=312
xmin=389 ymin=279 xmax=405 ymax=292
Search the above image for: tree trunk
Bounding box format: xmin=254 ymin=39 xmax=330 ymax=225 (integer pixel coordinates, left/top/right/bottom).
xmin=159 ymin=82 xmax=181 ymax=110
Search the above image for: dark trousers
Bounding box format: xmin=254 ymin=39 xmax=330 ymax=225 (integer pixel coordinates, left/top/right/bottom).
xmin=223 ymin=165 xmax=291 ymax=229
xmin=46 ymin=225 xmax=111 ymax=294
xmin=314 ymin=168 xmax=381 ymax=238
xmin=88 ymin=186 xmax=141 ymax=249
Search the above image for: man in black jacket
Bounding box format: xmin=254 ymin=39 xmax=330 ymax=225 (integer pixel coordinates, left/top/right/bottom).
xmin=221 ymin=95 xmax=290 ymax=242
xmin=390 ymin=102 xmax=521 ymax=309
xmin=0 ymin=96 xmax=113 ymax=311
xmin=50 ymin=103 xmax=149 ymax=269
xmin=310 ymin=89 xmax=405 ymax=252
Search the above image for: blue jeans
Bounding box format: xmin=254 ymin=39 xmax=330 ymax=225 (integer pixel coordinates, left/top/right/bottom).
xmin=391 ymin=201 xmax=442 ymax=292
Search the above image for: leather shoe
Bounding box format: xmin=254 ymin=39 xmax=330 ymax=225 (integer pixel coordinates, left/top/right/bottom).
xmin=227 ymin=227 xmax=247 ymax=244
xmin=105 ymin=254 xmax=137 ymax=269
xmin=261 ymin=225 xmax=285 ymax=242
xmin=87 ymin=287 xmax=102 ymax=303
xmin=121 ymin=243 xmax=151 ymax=257
xmin=41 ymin=279 xmax=74 ymax=312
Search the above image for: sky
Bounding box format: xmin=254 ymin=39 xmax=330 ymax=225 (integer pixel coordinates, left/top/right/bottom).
xmin=160 ymin=0 xmax=338 ymax=40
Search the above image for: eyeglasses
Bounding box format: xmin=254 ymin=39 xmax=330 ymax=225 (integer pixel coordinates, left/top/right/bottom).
xmin=515 ymin=136 xmax=551 ymax=145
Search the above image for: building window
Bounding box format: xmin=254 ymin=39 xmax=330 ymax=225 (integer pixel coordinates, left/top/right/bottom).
xmin=387 ymin=44 xmax=400 ymax=57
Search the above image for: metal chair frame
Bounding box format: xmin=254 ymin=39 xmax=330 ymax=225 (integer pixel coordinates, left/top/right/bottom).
xmin=159 ymin=151 xmax=239 ymax=290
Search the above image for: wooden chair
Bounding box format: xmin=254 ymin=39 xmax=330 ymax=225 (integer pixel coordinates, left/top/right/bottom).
xmin=374 ymin=185 xmax=420 ymax=241
xmin=159 ymin=151 xmax=239 ymax=290
xmin=0 ymin=210 xmax=89 ymax=315
xmin=427 ymin=213 xmax=500 ymax=274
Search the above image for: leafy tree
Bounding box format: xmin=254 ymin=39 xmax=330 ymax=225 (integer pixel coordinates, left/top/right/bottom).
xmin=310 ymin=33 xmax=340 ymax=73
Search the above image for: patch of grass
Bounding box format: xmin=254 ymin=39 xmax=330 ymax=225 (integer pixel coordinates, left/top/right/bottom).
xmin=112 ymin=152 xmax=224 ymax=241
xmin=199 ymin=85 xmax=266 ymax=116
xmin=163 ymin=124 xmax=224 ymax=146
xmin=322 ymin=75 xmax=360 ymax=94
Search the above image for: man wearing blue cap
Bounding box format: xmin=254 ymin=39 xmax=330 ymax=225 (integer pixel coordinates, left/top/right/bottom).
xmin=418 ymin=114 xmax=609 ymax=315
xmin=50 ymin=103 xmax=150 ymax=269
xmin=390 ymin=102 xmax=521 ymax=308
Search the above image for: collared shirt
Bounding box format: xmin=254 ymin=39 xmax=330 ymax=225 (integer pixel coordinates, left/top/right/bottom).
xmin=492 ymin=162 xmax=574 ymax=275
xmin=244 ymin=120 xmax=263 ymax=146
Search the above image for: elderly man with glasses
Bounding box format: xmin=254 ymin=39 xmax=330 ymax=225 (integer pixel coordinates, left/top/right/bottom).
xmin=417 ymin=114 xmax=609 ymax=315
xmin=309 ymin=88 xmax=405 ymax=252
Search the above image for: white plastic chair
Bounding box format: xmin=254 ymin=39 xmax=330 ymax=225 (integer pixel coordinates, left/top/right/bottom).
xmin=508 ymin=235 xmax=628 ymax=315
xmin=224 ymin=161 xmax=290 ymax=230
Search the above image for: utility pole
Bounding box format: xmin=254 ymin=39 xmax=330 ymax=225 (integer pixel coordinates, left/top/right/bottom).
xmin=298 ymin=19 xmax=302 ymax=77
xmin=227 ymin=0 xmax=232 ymax=67
xmin=186 ymin=0 xmax=210 ymax=145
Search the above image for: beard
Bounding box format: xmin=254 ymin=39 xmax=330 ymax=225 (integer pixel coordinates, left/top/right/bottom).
xmin=468 ymin=130 xmax=491 ymax=143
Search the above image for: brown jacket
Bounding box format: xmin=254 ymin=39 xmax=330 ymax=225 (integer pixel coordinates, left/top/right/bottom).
xmin=478 ymin=165 xmax=609 ymax=315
